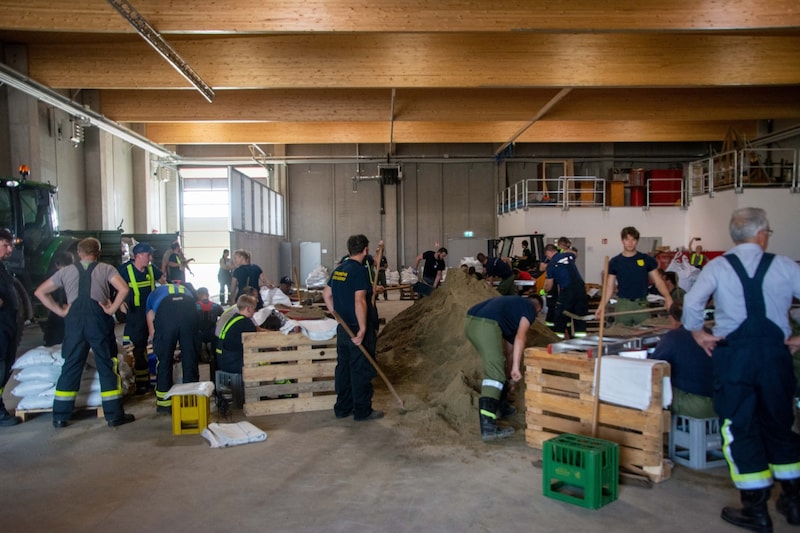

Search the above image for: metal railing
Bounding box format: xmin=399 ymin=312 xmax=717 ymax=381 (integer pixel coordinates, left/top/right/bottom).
xmin=498 ymin=175 xmax=685 ymax=213
xmin=688 ymin=147 xmax=798 ymax=198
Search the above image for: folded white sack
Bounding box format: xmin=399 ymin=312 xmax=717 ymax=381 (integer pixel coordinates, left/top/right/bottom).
xmin=201 ymin=421 xmax=268 ymax=448
xmin=164 ymin=381 xmax=215 ymax=399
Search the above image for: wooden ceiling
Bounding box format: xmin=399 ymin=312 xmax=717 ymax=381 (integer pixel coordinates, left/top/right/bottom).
xmin=2 ymin=0 xmax=799 ymax=150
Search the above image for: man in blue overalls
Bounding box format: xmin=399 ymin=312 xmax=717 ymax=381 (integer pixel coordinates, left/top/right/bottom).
xmin=684 ymin=207 xmax=800 ymax=532
xmin=34 ymin=237 xmax=133 ymax=428
xmin=146 ymin=283 xmax=200 ymax=414
xmin=119 ymin=242 xmax=164 ymax=394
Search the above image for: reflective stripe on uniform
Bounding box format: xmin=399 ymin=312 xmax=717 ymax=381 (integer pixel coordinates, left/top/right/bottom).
xmin=481 ymin=378 xmax=504 ymax=392
xmin=216 ymin=315 xmax=246 ymax=354
xmin=480 ymin=408 xmax=498 ymax=420
xmin=772 ymin=462 xmax=800 ymax=481
xmin=168 ymin=284 xmax=185 ymax=295
xmin=721 ymin=418 xmax=774 ymax=489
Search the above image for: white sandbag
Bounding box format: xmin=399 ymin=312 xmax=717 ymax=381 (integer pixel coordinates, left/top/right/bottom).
xmin=75 ymin=389 xmax=102 ymax=408
xmin=17 ymin=394 xmax=55 ymax=410
xmin=11 ymin=380 xmax=56 ymax=397
xmin=305 ymin=266 xmax=329 ymax=289
xmin=400 ymin=267 xmax=418 ymax=285
xmin=385 ymin=270 xmax=400 ymax=285
xmin=15 ymin=364 xmax=63 ymax=383
xmin=12 ymin=345 xmax=63 ymax=369
xmin=262 ymin=287 xmax=292 ymax=307
xmin=291 ymin=318 xmax=338 ymax=341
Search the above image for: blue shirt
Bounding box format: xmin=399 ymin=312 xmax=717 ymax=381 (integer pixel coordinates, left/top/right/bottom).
xmin=467 ymin=296 xmax=536 ymax=343
xmin=485 ymin=257 xmax=513 ymax=280
xmin=683 ymin=242 xmax=800 ymax=338
xmin=649 ymin=325 xmax=714 ymax=397
xmin=327 ymin=258 xmax=370 ymax=329
xmin=546 ymin=251 xmax=583 ymax=289
xmin=145 ymin=284 xmax=194 ymax=315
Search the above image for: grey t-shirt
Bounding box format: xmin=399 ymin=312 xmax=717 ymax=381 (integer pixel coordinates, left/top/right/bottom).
xmin=49 ymin=261 xmax=120 ymax=304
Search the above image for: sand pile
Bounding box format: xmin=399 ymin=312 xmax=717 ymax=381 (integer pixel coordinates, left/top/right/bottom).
xmin=377 ymin=269 xmax=559 ymax=444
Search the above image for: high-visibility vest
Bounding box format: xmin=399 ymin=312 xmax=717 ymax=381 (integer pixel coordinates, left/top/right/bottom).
xmin=690 ymin=253 xmax=706 ymax=267
xmin=216 ymin=315 xmax=245 ymax=354
xmin=126 ymin=263 xmax=156 ymax=307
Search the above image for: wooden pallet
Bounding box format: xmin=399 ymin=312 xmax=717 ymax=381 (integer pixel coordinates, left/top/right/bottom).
xmin=524 ymin=347 xmax=672 ymax=483
xmin=16 ymin=405 xmax=104 ymax=423
xmin=242 ymin=331 xmax=337 ymax=417
xmin=398 ymin=285 xmax=417 ymax=300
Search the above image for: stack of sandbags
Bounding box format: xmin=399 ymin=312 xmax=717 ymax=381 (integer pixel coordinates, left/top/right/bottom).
xmin=385 ymin=270 xmax=400 ymax=285
xmin=11 ymin=345 xmax=135 ymax=411
xmin=400 ymin=267 xmax=418 ymax=285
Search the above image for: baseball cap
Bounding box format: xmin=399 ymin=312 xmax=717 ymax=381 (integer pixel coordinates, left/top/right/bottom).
xmin=132 ymin=242 xmax=155 ymax=255
xmin=280 ymin=276 xmax=293 ymax=285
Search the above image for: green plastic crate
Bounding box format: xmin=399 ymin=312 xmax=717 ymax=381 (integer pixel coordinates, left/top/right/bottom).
xmin=543 ymin=433 xmax=619 ymax=509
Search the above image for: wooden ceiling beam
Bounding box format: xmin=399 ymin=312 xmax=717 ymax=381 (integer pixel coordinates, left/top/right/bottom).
xmin=99 ymin=87 xmax=800 ymax=123
xmin=3 ymin=0 xmax=799 ymax=32
xmin=144 ymin=120 xmax=758 ymax=145
xmin=27 ymin=33 xmax=800 ymax=89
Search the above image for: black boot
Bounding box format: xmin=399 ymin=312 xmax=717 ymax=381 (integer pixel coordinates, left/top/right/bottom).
xmin=0 ymin=406 xmax=21 ymax=427
xmin=498 ymin=382 xmax=516 ymax=418
xmin=721 ymin=488 xmax=773 ymax=533
xmin=777 ymin=478 xmax=800 ymax=525
xmin=479 ymin=397 xmax=514 ymax=442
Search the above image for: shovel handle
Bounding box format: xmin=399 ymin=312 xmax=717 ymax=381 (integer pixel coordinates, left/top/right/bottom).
xmin=331 ymin=311 xmax=404 ymax=409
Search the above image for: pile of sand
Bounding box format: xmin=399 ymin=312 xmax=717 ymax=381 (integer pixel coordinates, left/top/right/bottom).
xmin=377 ymin=269 xmax=558 ymax=444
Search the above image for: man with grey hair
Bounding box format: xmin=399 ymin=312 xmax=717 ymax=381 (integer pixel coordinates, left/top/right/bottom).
xmin=683 ymin=207 xmax=800 ymax=532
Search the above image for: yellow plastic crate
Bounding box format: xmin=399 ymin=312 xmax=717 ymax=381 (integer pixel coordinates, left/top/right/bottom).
xmin=171 ymin=394 xmax=210 ymax=435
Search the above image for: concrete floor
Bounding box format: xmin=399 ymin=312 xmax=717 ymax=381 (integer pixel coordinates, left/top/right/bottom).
xmin=0 ymin=296 xmax=787 ymax=532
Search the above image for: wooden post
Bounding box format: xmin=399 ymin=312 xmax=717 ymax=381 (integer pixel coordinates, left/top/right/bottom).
xmin=591 ymin=256 xmax=610 ymax=437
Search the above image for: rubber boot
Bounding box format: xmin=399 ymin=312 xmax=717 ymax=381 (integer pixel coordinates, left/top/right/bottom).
xmin=721 ymin=488 xmax=773 ymax=533
xmin=498 ymin=382 xmax=516 ymax=418
xmin=479 ymin=397 xmax=514 ymax=442
xmin=777 ymin=478 xmax=800 ymax=525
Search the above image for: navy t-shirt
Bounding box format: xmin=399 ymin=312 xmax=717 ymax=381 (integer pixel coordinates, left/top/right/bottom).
xmin=546 ymin=252 xmax=583 ymax=289
xmin=328 ymin=258 xmax=370 ymax=329
xmin=608 ymin=252 xmax=657 ymax=299
xmin=649 ymin=325 xmax=713 ymax=397
xmin=467 ymin=296 xmax=536 ymax=343
xmin=218 ymin=313 xmax=258 ymax=373
xmin=485 ymin=257 xmax=513 ymax=279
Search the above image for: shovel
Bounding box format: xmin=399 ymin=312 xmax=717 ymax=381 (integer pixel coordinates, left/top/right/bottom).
xmin=331 ymin=310 xmax=405 ymax=411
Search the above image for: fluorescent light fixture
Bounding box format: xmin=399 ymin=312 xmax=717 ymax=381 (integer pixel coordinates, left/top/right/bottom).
xmin=0 ymin=63 xmax=175 ymax=159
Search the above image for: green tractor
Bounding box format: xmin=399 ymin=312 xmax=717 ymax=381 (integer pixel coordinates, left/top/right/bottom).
xmin=0 ymin=166 xmax=79 ymax=322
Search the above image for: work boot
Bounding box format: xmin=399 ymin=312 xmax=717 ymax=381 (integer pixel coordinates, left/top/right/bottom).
xmin=0 ymin=407 xmax=21 ymax=427
xmin=777 ymin=478 xmax=800 ymax=525
xmin=479 ymin=397 xmax=514 ymax=442
xmin=721 ymin=488 xmax=773 ymax=533
xmin=498 ymin=382 xmax=516 ymax=418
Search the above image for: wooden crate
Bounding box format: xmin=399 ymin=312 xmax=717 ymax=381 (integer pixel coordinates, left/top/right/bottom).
xmin=242 ymin=331 xmax=337 ymax=417
xmin=524 ymin=347 xmax=671 ymax=483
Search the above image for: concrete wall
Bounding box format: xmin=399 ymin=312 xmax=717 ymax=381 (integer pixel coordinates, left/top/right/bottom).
xmin=286 ymin=154 xmax=497 ymax=272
